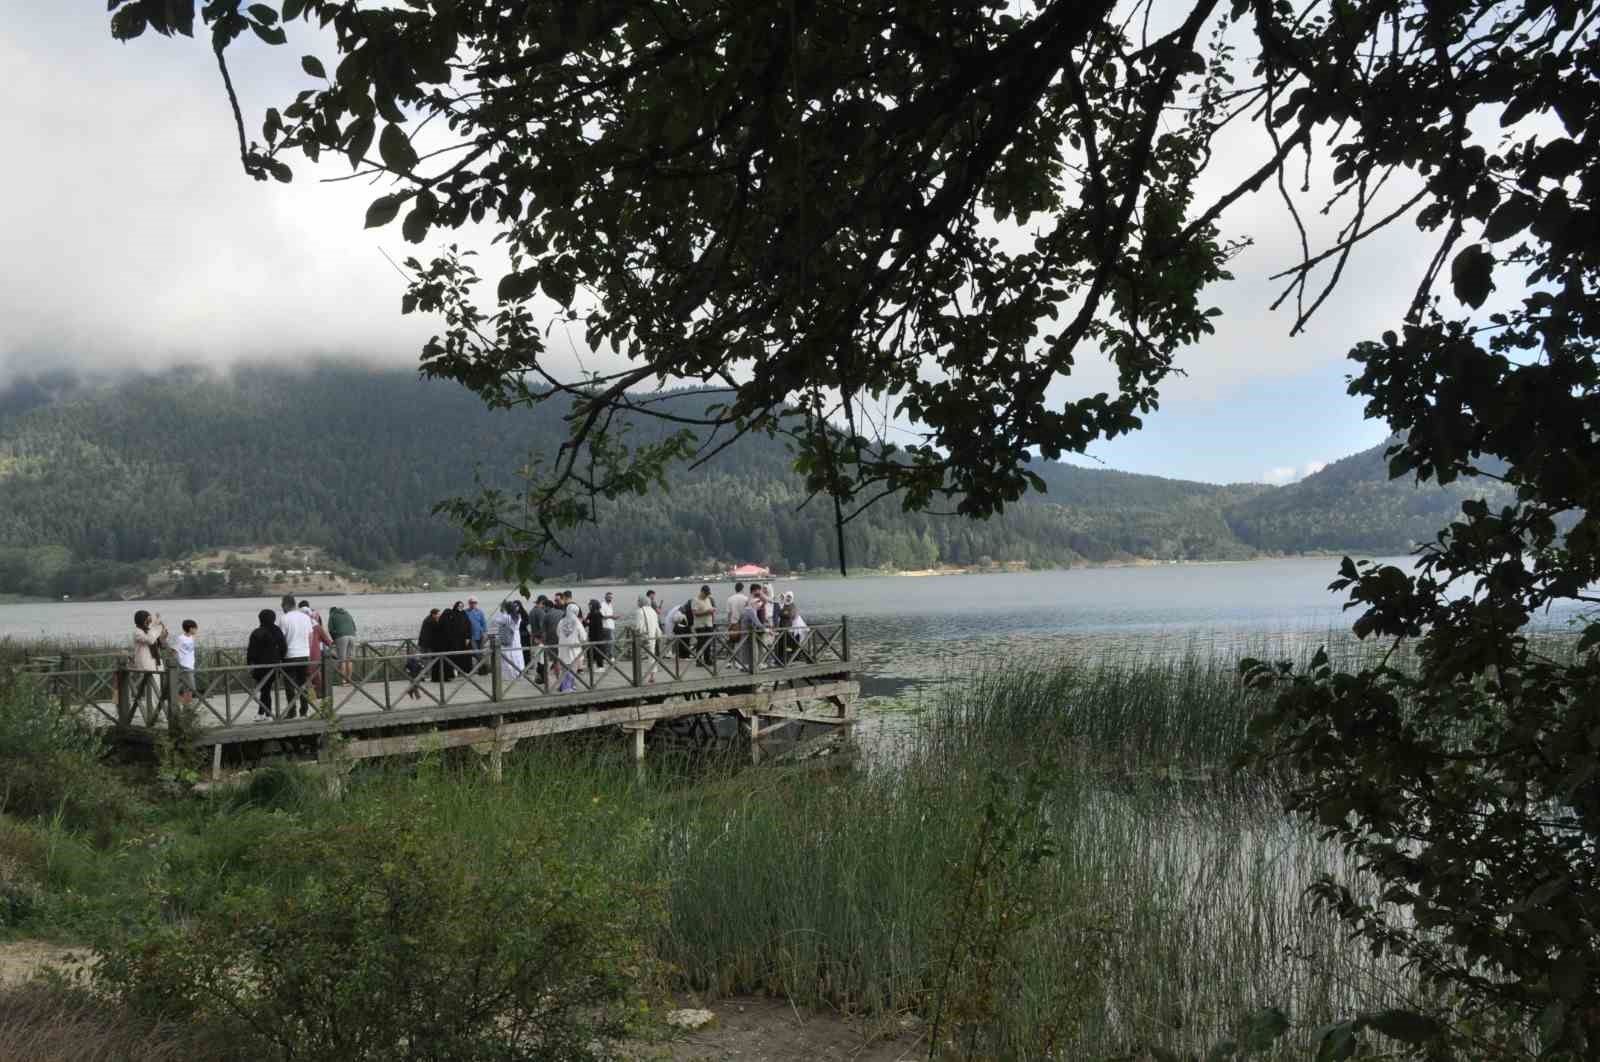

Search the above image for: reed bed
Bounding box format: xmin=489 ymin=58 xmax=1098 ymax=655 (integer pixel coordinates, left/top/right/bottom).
xmin=641 ymin=649 xmax=1415 ymax=1057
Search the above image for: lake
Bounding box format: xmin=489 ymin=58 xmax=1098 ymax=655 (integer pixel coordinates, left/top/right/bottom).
xmin=4 ymin=554 xmax=1552 ymax=703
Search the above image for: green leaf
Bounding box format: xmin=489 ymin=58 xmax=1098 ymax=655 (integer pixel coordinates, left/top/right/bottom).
xmin=302 ymin=55 xmax=326 ymax=79
xmin=542 ymin=268 xmax=576 ymax=307
xmin=110 ymin=6 xmax=147 ymax=39
xmin=1314 ymin=1022 xmax=1357 ymax=1062
xmin=247 ymin=4 xmax=277 ymax=26
xmin=364 ymin=195 xmax=404 ymax=229
xmin=1449 ymin=244 xmax=1494 ymax=309
xmin=497 ymin=270 xmax=541 ymax=302
xmin=1241 ymin=1006 xmax=1290 ymax=1050
xmin=344 ymin=116 xmax=375 ymax=171
xmin=1552 ymin=951 xmax=1587 ymax=1001
xmin=1364 ymin=1009 xmax=1440 ymax=1044
xmin=401 ymin=196 xmax=434 ymax=243
xmin=379 ymin=123 xmax=419 ymax=172
xmin=376 ymin=91 xmax=406 ymax=125
xmin=1484 ymin=196 xmax=1535 ymax=243
xmin=266 ymin=159 xmax=293 ymax=183
xmin=282 ymin=0 xmax=305 ymax=18
xmin=250 ymin=21 xmax=287 ymax=46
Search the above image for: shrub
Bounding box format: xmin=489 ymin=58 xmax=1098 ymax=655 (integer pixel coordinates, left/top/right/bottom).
xmin=0 ymin=673 xmax=141 ymax=842
xmin=94 ymin=797 xmax=662 ymax=1062
xmin=0 ymin=819 xmax=46 ymax=928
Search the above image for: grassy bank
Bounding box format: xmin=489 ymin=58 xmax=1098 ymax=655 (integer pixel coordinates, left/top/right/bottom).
xmin=0 ymin=646 xmax=1417 ymax=1059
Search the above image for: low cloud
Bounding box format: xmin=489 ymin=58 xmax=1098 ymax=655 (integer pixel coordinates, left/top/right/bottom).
xmin=1263 ymin=461 xmax=1327 ymax=486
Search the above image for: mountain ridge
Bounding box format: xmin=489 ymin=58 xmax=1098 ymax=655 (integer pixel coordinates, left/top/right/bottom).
xmin=0 ymin=363 xmax=1504 ymax=597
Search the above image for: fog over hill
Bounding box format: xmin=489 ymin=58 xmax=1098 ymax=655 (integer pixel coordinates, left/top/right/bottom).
xmin=0 ymin=363 xmax=1507 ymax=597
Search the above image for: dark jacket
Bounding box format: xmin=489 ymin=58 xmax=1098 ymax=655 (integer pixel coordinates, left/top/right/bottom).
xmin=541 ymin=605 xmax=561 ymax=646
xmin=441 ymin=607 xmax=472 ymax=651
xmin=247 ymin=618 xmax=287 ymax=677
xmin=419 ymin=615 xmax=440 ymax=653
xmin=586 ymin=604 xmax=606 ymax=642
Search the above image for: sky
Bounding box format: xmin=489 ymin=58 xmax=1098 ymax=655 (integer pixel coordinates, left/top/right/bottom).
xmin=0 ymin=3 xmax=1434 ymax=486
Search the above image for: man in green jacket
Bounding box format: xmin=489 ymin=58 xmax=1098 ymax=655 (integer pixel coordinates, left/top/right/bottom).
xmin=327 ymin=606 xmax=357 ymax=683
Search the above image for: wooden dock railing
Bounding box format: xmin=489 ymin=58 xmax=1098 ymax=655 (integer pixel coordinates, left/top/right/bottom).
xmin=25 ymin=620 xmax=851 ymax=732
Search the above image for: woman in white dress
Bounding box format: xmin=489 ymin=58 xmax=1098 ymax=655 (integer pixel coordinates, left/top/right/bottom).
xmin=556 ymin=602 xmax=585 ymax=691
xmin=491 ymin=601 xmax=524 ymax=681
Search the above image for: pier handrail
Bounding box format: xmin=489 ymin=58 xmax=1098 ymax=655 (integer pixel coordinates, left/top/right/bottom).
xmin=26 ymin=620 xmax=850 ymax=731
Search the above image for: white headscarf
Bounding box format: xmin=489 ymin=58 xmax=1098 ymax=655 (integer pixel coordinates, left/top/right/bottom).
xmin=558 ymin=602 xmax=583 ymax=642
xmin=783 ymin=591 xmax=806 ymax=632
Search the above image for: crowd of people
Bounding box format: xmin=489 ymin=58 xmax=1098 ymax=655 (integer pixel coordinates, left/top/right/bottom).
xmin=129 ymin=595 xmax=358 ymax=721
xmin=457 ymin=580 xmax=810 ymax=689
xmin=125 ymin=580 xmax=811 ymax=720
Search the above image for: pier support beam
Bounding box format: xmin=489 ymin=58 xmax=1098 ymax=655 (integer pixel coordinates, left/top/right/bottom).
xmin=620 ymin=721 xmax=653 ymax=777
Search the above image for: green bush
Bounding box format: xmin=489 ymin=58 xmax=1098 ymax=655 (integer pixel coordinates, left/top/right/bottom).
xmin=95 ymin=797 xmax=663 ymax=1062
xmin=0 ymin=817 xmax=47 ymax=928
xmin=0 ymin=673 xmax=142 ymax=842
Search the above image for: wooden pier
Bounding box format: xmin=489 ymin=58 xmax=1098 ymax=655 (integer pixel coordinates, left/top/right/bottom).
xmin=29 ymin=621 xmax=856 ymax=778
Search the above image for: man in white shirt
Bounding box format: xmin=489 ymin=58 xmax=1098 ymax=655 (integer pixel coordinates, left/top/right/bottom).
xmin=724 ymin=582 xmax=749 ymax=656
xmin=277 ymin=594 xmax=315 ymax=718
xmin=600 ymin=591 xmax=617 ymax=666
xmin=725 ymin=582 xmax=749 ymax=629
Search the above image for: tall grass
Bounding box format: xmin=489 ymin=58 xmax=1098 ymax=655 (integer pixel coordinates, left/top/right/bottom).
xmin=644 ymin=650 xmax=1414 ymax=1057
xmin=0 ymin=980 xmax=240 ymax=1062
xmin=2 ymin=645 xmax=1422 ymax=1059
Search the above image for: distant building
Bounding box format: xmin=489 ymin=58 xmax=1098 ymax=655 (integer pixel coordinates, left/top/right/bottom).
xmin=728 ymin=563 xmax=771 ymax=578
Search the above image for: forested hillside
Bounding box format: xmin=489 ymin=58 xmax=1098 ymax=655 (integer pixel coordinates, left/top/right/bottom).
xmin=0 ymin=362 xmax=1511 ymax=597
xmin=1221 ymin=444 xmax=1519 ymax=553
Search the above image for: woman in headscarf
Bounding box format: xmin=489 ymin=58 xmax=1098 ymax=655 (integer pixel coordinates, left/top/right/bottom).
xmin=778 ymin=590 xmax=809 ymax=663
xmin=585 ymin=598 xmax=608 ymax=671
xmin=555 ymin=602 xmax=585 ymax=692
xmin=491 ymin=600 xmax=524 ymax=682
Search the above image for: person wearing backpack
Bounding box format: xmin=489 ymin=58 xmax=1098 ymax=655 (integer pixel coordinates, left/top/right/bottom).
xmin=327 ymin=605 xmax=357 ymax=682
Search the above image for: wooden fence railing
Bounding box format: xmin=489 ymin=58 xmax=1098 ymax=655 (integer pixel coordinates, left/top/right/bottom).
xmin=21 ymin=620 xmax=849 ymax=731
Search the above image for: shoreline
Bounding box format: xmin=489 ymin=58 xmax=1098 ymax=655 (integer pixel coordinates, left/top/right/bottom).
xmin=0 ymin=550 xmax=1408 ymax=605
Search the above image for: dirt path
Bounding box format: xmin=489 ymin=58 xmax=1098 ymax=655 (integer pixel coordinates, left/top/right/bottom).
xmin=0 ymin=940 xmax=90 ymax=986
xmin=0 ymin=941 xmax=921 ymax=1060
xmin=646 ymin=997 xmax=923 ymax=1061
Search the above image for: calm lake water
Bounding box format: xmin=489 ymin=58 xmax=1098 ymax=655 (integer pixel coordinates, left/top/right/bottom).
xmin=10 ymin=554 xmax=1572 ymax=702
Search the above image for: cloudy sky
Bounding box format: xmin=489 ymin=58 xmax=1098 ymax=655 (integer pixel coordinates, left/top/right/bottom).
xmin=1 ymin=3 xmax=1449 ymax=486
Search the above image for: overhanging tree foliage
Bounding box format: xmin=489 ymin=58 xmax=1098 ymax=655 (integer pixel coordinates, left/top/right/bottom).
xmin=107 ymin=0 xmax=1597 ymax=1055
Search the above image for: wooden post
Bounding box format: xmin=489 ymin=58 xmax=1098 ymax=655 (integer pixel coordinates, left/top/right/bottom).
xmin=381 ymin=655 xmax=392 ymax=710
xmin=319 ymin=653 xmax=333 ymax=711
xmin=211 ymin=742 xmax=222 ymax=782
xmin=630 ymin=632 xmax=642 ymax=687
xmin=116 ymin=665 xmax=131 ymax=726
xmin=749 ymin=713 xmax=762 ymax=765
xmin=163 ymin=661 xmax=178 ymax=729
xmin=489 ymin=635 xmax=503 ymax=701
xmin=751 ymin=631 xmax=761 ymax=676
xmin=622 ymin=720 xmax=650 ymax=778
xmin=840 ymin=615 xmax=850 ymax=662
